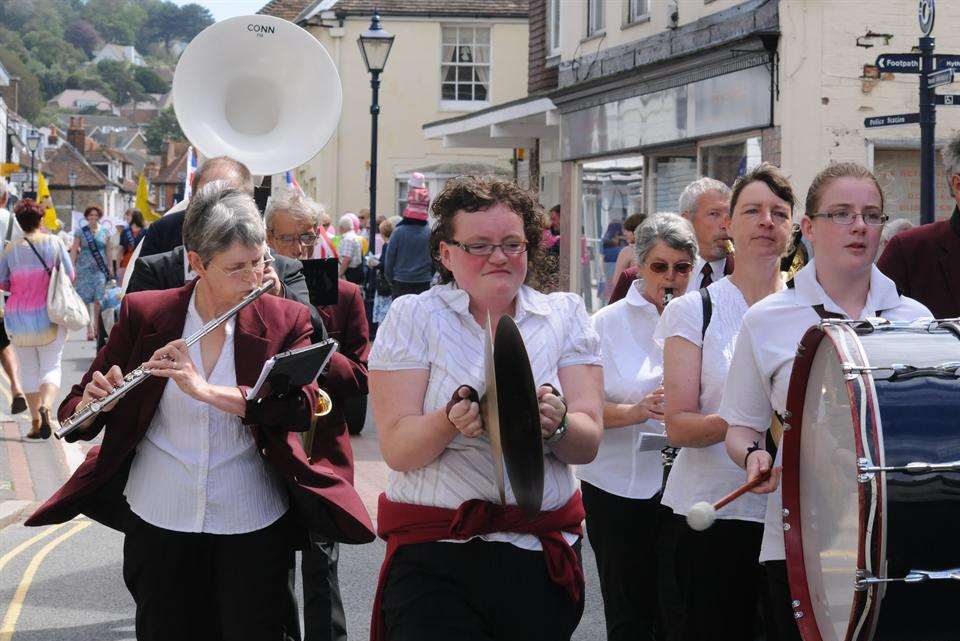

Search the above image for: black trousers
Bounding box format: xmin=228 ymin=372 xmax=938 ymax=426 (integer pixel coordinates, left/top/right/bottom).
xmin=301 ymin=540 xmax=347 ymax=641
xmin=582 ymin=481 xmax=665 ymax=641
xmin=381 ymin=539 xmax=584 ymax=641
xmin=669 ymin=514 xmax=764 ymax=641
xmin=122 ymin=512 xmax=296 ymax=641
xmin=762 ymin=561 xmax=803 ymax=641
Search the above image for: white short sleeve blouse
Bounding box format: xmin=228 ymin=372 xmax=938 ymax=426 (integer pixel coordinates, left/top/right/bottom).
xmin=369 ymin=283 xmax=602 ymax=550
xmin=653 ymin=277 xmax=768 ymax=522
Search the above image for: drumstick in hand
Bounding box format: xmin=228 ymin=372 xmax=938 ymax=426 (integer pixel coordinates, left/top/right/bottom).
xmin=686 ymin=470 xmax=771 ymax=531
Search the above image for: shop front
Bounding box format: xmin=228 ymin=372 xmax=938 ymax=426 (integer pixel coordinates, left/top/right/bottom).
xmin=556 ymin=58 xmax=773 ymax=310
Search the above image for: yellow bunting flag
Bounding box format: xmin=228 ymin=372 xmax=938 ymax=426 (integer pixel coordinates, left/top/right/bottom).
xmin=136 ymin=174 xmax=160 ymax=223
xmin=36 ymin=172 xmax=61 ymax=232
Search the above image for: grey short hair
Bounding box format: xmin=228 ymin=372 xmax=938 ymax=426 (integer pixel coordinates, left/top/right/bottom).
xmin=183 ymin=180 xmax=265 ymax=265
xmin=944 ymin=133 xmax=960 ymax=195
xmin=634 ymin=212 xmax=698 ymax=265
xmin=881 ymin=217 xmax=914 ymax=244
xmin=264 ymin=188 xmax=325 ymax=230
xmin=678 ymin=177 xmax=731 ymax=216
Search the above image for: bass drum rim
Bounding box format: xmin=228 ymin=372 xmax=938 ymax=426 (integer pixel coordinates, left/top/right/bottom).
xmin=782 ymin=322 xmax=885 ymax=641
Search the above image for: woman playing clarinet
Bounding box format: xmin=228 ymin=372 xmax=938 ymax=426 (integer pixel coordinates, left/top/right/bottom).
xmin=577 ymin=213 xmax=697 ymax=641
xmin=26 ymin=182 xmax=373 ymax=641
xmin=368 ymin=175 xmax=603 ymax=641
xmin=719 ymin=163 xmax=929 ymax=641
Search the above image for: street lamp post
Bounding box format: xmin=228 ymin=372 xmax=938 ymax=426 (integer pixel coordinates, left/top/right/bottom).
xmin=68 ymin=170 xmax=77 ymax=214
xmin=358 ymin=12 xmax=395 ymax=265
xmin=26 ymin=130 xmax=41 ymax=196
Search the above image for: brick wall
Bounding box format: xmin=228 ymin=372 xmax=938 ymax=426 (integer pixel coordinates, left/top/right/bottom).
xmin=528 ymin=0 xmax=557 ymax=94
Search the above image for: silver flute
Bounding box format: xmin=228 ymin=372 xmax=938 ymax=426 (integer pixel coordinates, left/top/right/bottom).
xmin=55 ymin=279 xmax=276 ymax=440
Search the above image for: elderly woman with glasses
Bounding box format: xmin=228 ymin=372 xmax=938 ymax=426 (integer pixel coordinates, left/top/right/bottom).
xmin=576 ymin=213 xmax=696 ymax=641
xmin=368 ymin=175 xmax=604 ymax=641
xmin=28 ymin=183 xmax=374 ymax=641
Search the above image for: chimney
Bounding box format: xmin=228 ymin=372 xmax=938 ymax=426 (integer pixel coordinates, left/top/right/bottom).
xmin=47 ymin=123 xmax=58 ymax=146
xmin=162 ymin=138 xmax=177 ymax=169
xmin=67 ymin=116 xmax=86 ymax=157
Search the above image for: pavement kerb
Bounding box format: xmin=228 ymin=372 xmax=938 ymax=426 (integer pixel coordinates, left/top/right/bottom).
xmin=0 ymin=500 xmax=34 ymax=531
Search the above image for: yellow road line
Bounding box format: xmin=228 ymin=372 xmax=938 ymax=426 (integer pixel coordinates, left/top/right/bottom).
xmin=0 ymin=520 xmax=91 ymax=641
xmin=0 ymin=523 xmax=70 ymax=574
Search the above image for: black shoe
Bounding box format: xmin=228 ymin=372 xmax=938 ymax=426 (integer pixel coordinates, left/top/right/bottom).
xmin=11 ymin=394 xmax=26 ymax=414
xmin=38 ymin=407 xmax=52 ymax=440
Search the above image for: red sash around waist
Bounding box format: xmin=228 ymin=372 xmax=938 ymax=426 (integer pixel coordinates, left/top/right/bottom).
xmin=369 ymin=490 xmax=586 ymax=641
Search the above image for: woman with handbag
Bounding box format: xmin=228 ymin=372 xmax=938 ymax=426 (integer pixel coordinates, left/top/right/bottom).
xmin=70 ymin=205 xmax=114 ymax=342
xmin=0 ymin=200 xmax=76 ymax=439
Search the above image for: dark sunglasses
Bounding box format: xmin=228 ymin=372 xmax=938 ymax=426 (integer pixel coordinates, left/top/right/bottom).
xmin=648 ymin=260 xmax=694 ymax=275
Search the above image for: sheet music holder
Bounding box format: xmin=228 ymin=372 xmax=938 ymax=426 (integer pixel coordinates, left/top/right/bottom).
xmin=246 ymin=339 xmax=338 ymax=400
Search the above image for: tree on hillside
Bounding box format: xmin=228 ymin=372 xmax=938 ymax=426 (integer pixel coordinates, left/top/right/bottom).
xmin=83 ymin=0 xmax=147 ymax=46
xmin=65 ymin=19 xmax=101 ymax=57
xmin=22 ymin=30 xmax=85 ymax=69
xmin=0 ymin=50 xmax=42 ymax=120
xmin=141 ymin=1 xmax=213 ymax=52
xmin=133 ymin=67 xmax=170 ymax=95
xmin=144 ymin=107 xmax=185 ymax=155
xmin=176 ymin=4 xmax=214 ymax=41
xmin=96 ymin=59 xmax=144 ymax=105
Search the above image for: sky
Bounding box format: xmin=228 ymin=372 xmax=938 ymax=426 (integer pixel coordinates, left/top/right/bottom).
xmin=171 ymin=1 xmax=270 ymax=22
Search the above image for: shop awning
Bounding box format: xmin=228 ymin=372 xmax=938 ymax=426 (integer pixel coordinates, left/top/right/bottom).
xmin=422 ymin=95 xmax=558 ymax=149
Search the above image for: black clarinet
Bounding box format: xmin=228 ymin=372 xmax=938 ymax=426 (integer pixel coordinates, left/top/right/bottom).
xmin=658 ymin=287 xmax=679 ymax=492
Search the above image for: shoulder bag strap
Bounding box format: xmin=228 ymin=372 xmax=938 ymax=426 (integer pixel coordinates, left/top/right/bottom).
xmin=24 ymin=237 xmax=52 ymax=276
xmin=699 ymin=287 xmax=712 ymax=340
xmin=81 ymin=225 xmax=111 ymax=279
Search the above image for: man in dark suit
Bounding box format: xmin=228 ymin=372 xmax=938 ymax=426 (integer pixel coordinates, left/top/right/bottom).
xmin=609 ymin=178 xmax=733 ymax=304
xmin=139 ymin=156 xmax=255 ymax=259
xmin=877 ymin=137 xmax=960 ymax=318
xmin=127 ymin=155 xmax=326 ymax=338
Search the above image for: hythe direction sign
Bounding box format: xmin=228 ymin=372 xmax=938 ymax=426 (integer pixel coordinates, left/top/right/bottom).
xmin=864 ymin=113 xmax=921 ymax=128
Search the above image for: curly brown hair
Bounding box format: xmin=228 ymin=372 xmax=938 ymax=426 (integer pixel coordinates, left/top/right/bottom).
xmin=429 ymin=175 xmax=555 ymax=291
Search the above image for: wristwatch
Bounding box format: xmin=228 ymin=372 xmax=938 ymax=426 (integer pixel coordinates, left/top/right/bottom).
xmin=544 ymin=414 xmax=568 ymax=444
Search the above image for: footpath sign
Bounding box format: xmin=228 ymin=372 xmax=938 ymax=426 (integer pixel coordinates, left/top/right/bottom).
xmin=867 ymin=0 xmax=955 ymax=224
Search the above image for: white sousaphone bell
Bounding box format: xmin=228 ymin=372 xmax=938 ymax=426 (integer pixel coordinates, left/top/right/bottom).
xmin=171 ymin=15 xmax=338 ymax=421
xmin=172 ymin=14 xmax=342 ymax=176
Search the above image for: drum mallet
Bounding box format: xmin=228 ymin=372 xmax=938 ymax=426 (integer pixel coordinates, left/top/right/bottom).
xmin=686 ymin=470 xmax=771 ymax=531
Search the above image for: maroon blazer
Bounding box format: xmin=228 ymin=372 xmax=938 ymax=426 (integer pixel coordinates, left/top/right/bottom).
xmin=877 ymin=209 xmax=960 ymax=319
xmin=26 ymin=282 xmax=374 ymax=545
xmin=608 ymin=255 xmax=734 ymax=305
xmin=312 ymin=279 xmax=370 ymax=483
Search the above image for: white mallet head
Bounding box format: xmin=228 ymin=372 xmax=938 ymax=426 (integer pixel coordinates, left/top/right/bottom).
xmin=687 ymin=501 xmax=716 ymax=531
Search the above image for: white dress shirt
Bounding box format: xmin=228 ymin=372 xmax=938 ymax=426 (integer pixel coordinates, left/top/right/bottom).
xmin=692 ymin=255 xmax=729 ymax=289
xmin=653 ymin=277 xmax=767 ymax=522
xmin=124 ymin=291 xmax=289 ymax=534
xmin=369 ymin=283 xmax=602 ymax=550
xmin=719 ymin=261 xmax=930 ymax=562
xmin=577 ymin=279 xmax=665 ymax=499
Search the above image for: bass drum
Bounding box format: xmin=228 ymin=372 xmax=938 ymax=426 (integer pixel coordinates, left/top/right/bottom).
xmin=782 ymin=319 xmax=960 ymax=641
